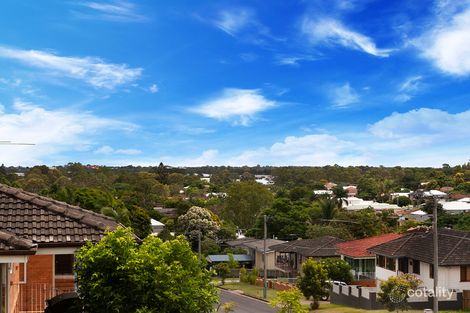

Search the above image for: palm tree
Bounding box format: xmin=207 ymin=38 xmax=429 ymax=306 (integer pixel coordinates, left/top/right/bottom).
xmin=319 ymin=198 xmax=338 ymax=220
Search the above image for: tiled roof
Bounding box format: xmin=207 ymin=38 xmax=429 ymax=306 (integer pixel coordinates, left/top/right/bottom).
xmin=225 ymin=238 xmax=285 ymax=252
xmin=336 ymin=233 xmax=403 ymax=258
xmin=368 ymin=228 xmax=470 ymax=266
xmin=0 ymin=229 xmax=37 ymax=254
xmin=270 ymin=236 xmax=343 ymax=257
xmin=0 ymin=184 xmax=119 ymax=248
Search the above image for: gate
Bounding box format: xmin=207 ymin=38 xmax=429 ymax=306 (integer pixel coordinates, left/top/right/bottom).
xmin=464 ymin=290 xmax=470 ymax=310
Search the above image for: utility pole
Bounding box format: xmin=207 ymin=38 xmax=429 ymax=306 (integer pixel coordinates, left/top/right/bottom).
xmin=433 ymin=196 xmax=439 ymax=313
xmin=263 ymin=214 xmax=267 ymax=300
xmin=198 ymin=231 xmax=202 ymax=261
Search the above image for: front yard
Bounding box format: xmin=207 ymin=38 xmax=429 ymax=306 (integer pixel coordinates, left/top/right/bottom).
xmin=218 ymin=282 xmax=469 ymax=313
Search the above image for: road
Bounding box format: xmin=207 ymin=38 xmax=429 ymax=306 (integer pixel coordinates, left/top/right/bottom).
xmin=216 ymin=289 xmax=277 ymax=313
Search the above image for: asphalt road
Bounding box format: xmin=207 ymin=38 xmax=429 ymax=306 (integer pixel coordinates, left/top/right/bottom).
xmin=216 ymin=289 xmax=277 ymax=313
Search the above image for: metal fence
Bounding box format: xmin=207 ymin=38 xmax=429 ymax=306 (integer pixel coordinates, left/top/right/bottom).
xmin=10 ymin=283 xmax=75 ymax=313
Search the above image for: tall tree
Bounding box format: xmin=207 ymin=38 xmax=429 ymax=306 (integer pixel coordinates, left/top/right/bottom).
xmin=224 ymin=181 xmax=273 ymax=229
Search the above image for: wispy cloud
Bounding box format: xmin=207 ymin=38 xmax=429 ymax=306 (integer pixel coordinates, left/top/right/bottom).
xmin=75 ymin=1 xmax=147 ymax=22
xmin=148 ymin=84 xmax=159 ymax=93
xmin=191 ymin=88 xmax=276 ymax=126
xmin=0 ymin=99 xmax=136 ymax=165
xmin=0 ymin=46 xmax=142 ymax=89
xmin=395 ymin=75 xmax=423 ymax=102
xmin=214 ymin=8 xmax=255 ymax=36
xmin=275 ymin=54 xmax=318 ymax=66
xmin=302 ymin=17 xmax=393 ymax=57
xmin=415 ymin=3 xmax=470 ymax=76
xmin=95 ymin=145 xmax=141 ymax=155
xmin=209 ymin=7 xmax=277 ymax=45
xmin=330 ymin=83 xmax=359 ymax=108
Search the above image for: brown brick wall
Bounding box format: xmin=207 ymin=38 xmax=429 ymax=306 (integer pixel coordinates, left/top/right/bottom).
xmin=55 ymin=277 xmax=75 ymax=293
xmin=26 ymin=255 xmax=53 ymax=285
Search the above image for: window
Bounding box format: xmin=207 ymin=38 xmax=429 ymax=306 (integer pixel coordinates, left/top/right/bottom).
xmin=55 ymin=254 xmax=74 ymax=276
xmin=386 ymin=257 xmax=396 ymax=271
xmin=430 ymin=264 xmax=434 ymax=279
xmin=19 ymin=263 xmax=26 ymax=283
xmin=412 ymin=259 xmax=420 ymax=275
xmin=461 ymin=265 xmax=470 ymax=282
xmin=377 ymin=255 xmax=385 ymax=268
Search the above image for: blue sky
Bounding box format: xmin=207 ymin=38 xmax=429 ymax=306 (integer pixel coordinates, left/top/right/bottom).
xmin=0 ymin=0 xmax=470 ymax=167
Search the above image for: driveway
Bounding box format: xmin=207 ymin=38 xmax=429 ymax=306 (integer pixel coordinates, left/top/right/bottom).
xmin=216 ymin=289 xmax=277 ymax=313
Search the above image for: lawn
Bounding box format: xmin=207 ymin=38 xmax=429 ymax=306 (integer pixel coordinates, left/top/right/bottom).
xmin=219 ymin=282 xmax=469 ymax=313
xmin=219 ymin=282 xmax=278 ymax=301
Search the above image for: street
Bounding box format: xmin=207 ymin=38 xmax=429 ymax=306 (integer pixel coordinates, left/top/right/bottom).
xmin=216 ymin=289 xmax=277 ymax=313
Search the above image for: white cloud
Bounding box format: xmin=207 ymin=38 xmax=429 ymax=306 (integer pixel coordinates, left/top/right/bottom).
xmin=77 ymin=1 xmax=147 ymax=22
xmin=0 ymin=46 xmax=142 ymax=89
xmin=191 ymin=88 xmax=276 ymax=126
xmin=302 ymin=17 xmax=392 ymax=57
xmin=0 ymin=99 xmax=135 ymax=165
xmin=95 ymin=145 xmax=141 ymax=155
xmin=149 ymin=84 xmax=159 ymax=93
xmin=416 ymin=5 xmax=470 ymax=75
xmin=214 ymin=8 xmax=254 ymax=36
xmin=227 ymin=134 xmax=365 ymax=166
xmin=275 ymin=54 xmax=318 ymax=66
xmin=395 ymin=76 xmax=423 ymax=102
xmin=369 ymin=108 xmax=470 ymax=140
xmin=330 ymin=83 xmax=359 ymax=108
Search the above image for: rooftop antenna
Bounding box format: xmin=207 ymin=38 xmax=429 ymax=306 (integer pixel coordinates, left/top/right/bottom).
xmin=0 ymin=141 xmax=35 ymax=146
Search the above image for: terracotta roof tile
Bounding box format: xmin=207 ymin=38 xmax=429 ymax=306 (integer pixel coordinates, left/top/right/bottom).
xmin=336 ymin=233 xmax=403 ymax=258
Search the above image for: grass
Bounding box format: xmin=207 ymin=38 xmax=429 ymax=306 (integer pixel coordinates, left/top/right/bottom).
xmin=218 ymin=283 xmax=469 ymax=313
xmin=219 ymin=282 xmax=278 ymax=301
xmin=310 ymin=303 xmax=469 ymax=313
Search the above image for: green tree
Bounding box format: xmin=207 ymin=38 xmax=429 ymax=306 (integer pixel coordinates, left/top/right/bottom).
xmin=214 ymin=263 xmax=231 ymax=285
xmin=306 ymin=224 xmax=354 ymax=241
xmin=320 ymin=258 xmax=353 ymax=284
xmin=224 ymin=181 xmax=273 ymax=229
xmin=75 ymin=227 xmax=218 ymax=313
xmin=129 ymin=206 xmax=152 ymax=239
xmin=269 ymin=288 xmax=308 ymax=313
xmin=377 ymin=274 xmax=421 ymax=312
xmin=318 ymin=198 xmax=338 ymax=220
xmin=177 ymin=206 xmax=220 ymax=240
xmin=297 ymin=259 xmax=330 ymax=308
xmin=395 ymin=196 xmax=411 ymax=207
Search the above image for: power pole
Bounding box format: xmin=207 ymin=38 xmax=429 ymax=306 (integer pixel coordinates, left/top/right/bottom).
xmin=198 ymin=231 xmax=202 ymax=261
xmin=433 ymin=197 xmax=439 ymax=313
xmin=263 ymin=214 xmax=267 ymax=300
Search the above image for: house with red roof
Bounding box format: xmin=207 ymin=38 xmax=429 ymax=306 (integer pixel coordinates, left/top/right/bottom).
xmin=336 ymin=233 xmax=403 ymax=285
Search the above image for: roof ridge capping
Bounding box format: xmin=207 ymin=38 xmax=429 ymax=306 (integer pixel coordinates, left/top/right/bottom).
xmin=0 ymin=183 xmax=117 ymax=231
xmin=0 ymin=229 xmax=37 ymax=250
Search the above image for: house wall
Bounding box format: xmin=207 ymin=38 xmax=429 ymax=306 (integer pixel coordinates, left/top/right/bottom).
xmin=255 ymin=251 xmax=280 ymax=271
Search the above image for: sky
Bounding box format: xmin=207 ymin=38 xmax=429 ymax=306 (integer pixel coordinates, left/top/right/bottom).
xmin=0 ymin=0 xmax=470 ymax=167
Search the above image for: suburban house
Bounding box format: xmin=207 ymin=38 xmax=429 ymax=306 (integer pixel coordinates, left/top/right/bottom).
xmin=343 ymin=186 xmax=358 ymax=197
xmin=342 ymin=197 xmax=400 ymax=211
xmin=225 ymin=238 xmax=285 ymax=275
xmin=442 ymin=201 xmax=470 ymax=214
xmin=335 ymin=233 xmax=403 ymax=285
xmin=398 ymin=209 xmax=430 ymax=224
xmin=206 ymin=254 xmax=253 ymax=268
xmin=0 ymin=183 xmax=119 ymax=313
xmin=270 ymin=236 xmax=343 ymax=275
xmin=368 ymin=228 xmax=470 ymax=309
xmin=150 ymin=218 xmax=165 ymax=235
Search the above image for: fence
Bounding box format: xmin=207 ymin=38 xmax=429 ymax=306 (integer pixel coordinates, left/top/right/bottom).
xmin=10 ymin=283 xmax=75 ymax=313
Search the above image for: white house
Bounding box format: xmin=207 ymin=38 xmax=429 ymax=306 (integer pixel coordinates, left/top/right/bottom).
xmin=369 ymin=228 xmax=470 ymax=292
xmin=443 ymin=201 xmax=470 ymax=214
xmin=342 ymin=197 xmax=399 ymax=211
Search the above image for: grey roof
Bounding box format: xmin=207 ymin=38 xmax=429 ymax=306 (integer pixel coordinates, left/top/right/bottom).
xmin=270 ymin=236 xmax=344 ymax=258
xmin=225 ymin=238 xmax=286 ymax=252
xmin=206 ymin=254 xmax=253 ymax=263
xmin=0 ymin=183 xmax=119 ymax=248
xmin=368 ymin=228 xmax=470 ymax=266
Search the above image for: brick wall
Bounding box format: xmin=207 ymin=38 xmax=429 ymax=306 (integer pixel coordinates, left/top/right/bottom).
xmin=26 ymin=255 xmax=53 ymax=285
